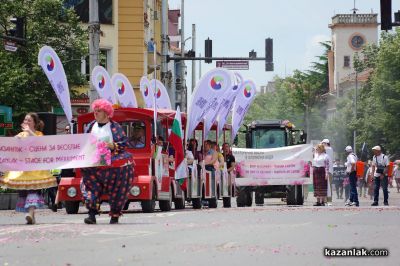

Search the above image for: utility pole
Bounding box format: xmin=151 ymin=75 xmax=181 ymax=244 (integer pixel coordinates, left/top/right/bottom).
xmin=188 ymin=24 xmax=196 ymax=112
xmin=161 ymin=0 xmax=168 ymax=82
xmin=353 ymin=71 xmax=358 ymax=153
xmin=180 ymin=0 xmax=185 ymax=111
xmin=89 ymin=0 xmax=100 ymax=105
xmin=161 ymin=0 xmax=174 ymax=108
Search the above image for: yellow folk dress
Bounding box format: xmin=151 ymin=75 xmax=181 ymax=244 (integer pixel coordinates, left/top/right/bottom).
xmin=0 ymin=131 xmax=57 ymax=212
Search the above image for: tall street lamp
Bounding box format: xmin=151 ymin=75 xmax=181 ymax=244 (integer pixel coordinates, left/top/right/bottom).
xmin=353 ymin=70 xmax=358 ymax=153
xmin=180 ymin=0 xmax=185 ymax=111
xmin=179 ymin=36 xmax=191 ymax=111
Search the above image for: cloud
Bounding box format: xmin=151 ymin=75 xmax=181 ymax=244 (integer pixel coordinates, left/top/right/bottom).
xmin=302 ymin=34 xmax=330 ymax=70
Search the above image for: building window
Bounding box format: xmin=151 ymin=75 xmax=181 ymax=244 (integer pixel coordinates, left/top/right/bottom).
xmin=82 ymin=49 xmax=111 ymax=80
xmin=64 ymin=0 xmax=113 ymax=24
xmin=344 ymin=56 xmax=350 ymax=68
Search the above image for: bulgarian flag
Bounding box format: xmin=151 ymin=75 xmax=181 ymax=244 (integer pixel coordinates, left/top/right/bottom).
xmin=168 ymin=106 xmax=187 ymax=190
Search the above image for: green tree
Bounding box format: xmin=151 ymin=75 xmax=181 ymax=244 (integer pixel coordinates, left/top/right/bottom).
xmin=0 ymin=0 xmax=87 ymax=120
xmin=355 ymin=29 xmax=400 ymax=157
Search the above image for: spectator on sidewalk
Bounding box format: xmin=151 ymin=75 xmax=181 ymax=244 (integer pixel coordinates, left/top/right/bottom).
xmin=357 ymin=161 xmax=368 ymax=198
xmin=394 ymin=161 xmax=400 ymax=193
xmin=365 ymin=161 xmax=374 ymax=200
xmin=371 ymin=146 xmax=389 ymax=206
xmin=343 ymin=171 xmax=350 ymax=202
xmin=333 ymin=160 xmax=344 ymax=200
xmin=344 ymin=146 xmax=359 ymax=207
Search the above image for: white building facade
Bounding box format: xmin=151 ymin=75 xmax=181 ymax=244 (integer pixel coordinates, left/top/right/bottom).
xmin=329 ymin=13 xmax=378 ymax=94
xmin=327 ymin=13 xmax=378 ymax=118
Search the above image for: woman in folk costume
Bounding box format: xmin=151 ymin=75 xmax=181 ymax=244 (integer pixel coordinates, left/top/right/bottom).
xmin=0 ymin=113 xmax=57 ymax=224
xmin=312 ymin=144 xmax=330 ymax=206
xmin=82 ymin=99 xmax=134 ymax=224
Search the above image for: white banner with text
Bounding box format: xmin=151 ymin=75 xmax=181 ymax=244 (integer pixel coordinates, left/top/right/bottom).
xmin=233 ymin=144 xmax=313 ymax=186
xmin=0 ymin=134 xmax=99 ymax=172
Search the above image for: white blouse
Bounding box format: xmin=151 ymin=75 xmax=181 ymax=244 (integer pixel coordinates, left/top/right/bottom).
xmin=313 ymin=152 xmax=328 ymax=168
xmin=91 ymin=122 xmax=113 ymax=143
xmin=186 ymin=150 xmax=194 ymax=161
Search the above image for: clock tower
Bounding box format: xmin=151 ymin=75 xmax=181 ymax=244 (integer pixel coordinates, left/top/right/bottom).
xmin=328 ymin=12 xmax=378 ymax=96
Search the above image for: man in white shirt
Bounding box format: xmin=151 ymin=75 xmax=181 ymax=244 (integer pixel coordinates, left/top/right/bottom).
xmin=371 ymin=146 xmax=389 ymax=206
xmin=321 ymin=139 xmax=334 ymax=205
xmin=345 ymin=146 xmax=359 ymax=207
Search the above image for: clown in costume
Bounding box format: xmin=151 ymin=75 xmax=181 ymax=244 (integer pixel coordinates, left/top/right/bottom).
xmin=81 ymin=99 xmax=134 ymax=224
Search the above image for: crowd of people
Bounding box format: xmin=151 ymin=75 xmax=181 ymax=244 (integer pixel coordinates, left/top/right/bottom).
xmin=312 ymin=138 xmax=399 ymax=207
xmin=2 ymin=101 xmax=399 ymax=224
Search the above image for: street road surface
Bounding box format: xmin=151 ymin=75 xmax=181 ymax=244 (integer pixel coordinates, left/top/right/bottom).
xmin=0 ymin=188 xmax=399 ymax=266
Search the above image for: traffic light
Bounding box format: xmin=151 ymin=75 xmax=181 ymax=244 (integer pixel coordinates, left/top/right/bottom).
xmin=186 ymin=49 xmax=195 ymax=57
xmin=265 ymin=38 xmax=274 ymax=71
xmin=380 ymin=0 xmax=392 ymax=31
xmin=175 ymin=77 xmax=182 ymax=91
xmin=205 ymin=38 xmax=212 ymax=63
xmin=9 ymin=17 xmax=25 ymax=39
xmin=395 ymin=11 xmax=400 ymax=23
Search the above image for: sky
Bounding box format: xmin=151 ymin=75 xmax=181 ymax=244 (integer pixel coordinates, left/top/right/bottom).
xmin=168 ymin=0 xmax=400 ymax=90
